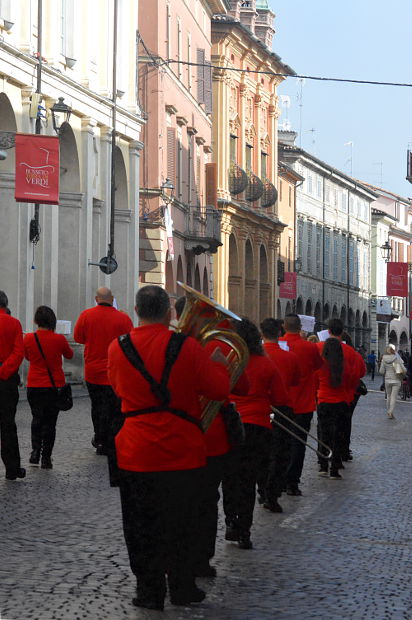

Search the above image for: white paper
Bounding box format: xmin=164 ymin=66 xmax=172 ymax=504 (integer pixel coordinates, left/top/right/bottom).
xmin=56 ymin=320 xmax=71 ymax=335
xmin=298 ymin=314 xmax=315 ymax=333
xmin=317 ymin=329 xmax=329 ymax=342
xmin=278 ymin=341 xmax=290 ymax=351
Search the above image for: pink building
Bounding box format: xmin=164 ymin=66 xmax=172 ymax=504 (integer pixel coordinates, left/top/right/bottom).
xmin=139 ymin=0 xmax=227 ymax=302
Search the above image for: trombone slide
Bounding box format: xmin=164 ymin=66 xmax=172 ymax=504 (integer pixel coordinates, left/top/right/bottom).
xmin=270 ymin=407 xmax=333 ymax=461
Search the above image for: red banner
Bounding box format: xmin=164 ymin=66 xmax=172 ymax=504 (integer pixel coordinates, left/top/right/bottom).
xmin=15 ymin=134 xmax=60 ymax=204
xmin=279 ymin=272 xmax=297 ymax=299
xmin=386 ymin=262 xmax=409 ymax=297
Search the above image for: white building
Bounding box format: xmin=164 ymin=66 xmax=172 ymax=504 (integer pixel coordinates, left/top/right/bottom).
xmin=279 ymin=132 xmax=376 ymax=348
xmin=0 ymin=0 xmax=143 ymax=379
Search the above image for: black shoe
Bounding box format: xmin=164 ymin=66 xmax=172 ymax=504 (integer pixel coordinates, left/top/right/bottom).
xmin=41 ymin=458 xmax=53 ymax=469
xmin=318 ymin=466 xmax=328 ymax=477
xmin=286 ymin=485 xmax=302 ymax=496
xmin=263 ymin=500 xmax=283 ymax=513
xmin=238 ymin=532 xmax=253 ymax=549
xmin=132 ymin=597 xmax=164 ymax=611
xmin=330 ymin=471 xmax=342 ymax=480
xmin=194 ymin=562 xmax=217 ymax=578
xmin=336 ymin=461 xmax=345 ymax=470
xmin=5 ymin=467 xmax=26 ymax=480
xmin=29 ymin=449 xmax=40 ymax=465
xmin=225 ymin=519 xmax=239 ymax=541
xmin=170 ymin=585 xmax=206 ymax=606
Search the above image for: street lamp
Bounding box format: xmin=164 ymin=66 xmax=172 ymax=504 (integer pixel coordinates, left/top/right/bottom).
xmin=50 ymin=97 xmax=72 ymax=135
xmin=380 ymin=239 xmax=392 ymax=262
xmin=161 ymin=178 xmax=174 ymax=205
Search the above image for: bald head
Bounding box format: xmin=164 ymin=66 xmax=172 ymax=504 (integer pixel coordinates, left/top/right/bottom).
xmin=95 ymin=287 xmax=113 ymax=305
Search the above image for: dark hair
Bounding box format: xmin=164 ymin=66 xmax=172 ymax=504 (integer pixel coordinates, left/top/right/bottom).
xmin=174 ymin=296 xmax=186 ymax=320
xmin=235 ymin=318 xmax=264 ymax=356
xmin=0 ymin=290 xmax=8 ymax=308
xmin=34 ymin=305 xmax=57 ymax=330
xmin=328 ymin=318 xmax=344 ymax=337
xmin=135 ymin=285 xmax=170 ymax=321
xmin=260 ymin=317 xmax=284 ymax=340
xmin=283 ymin=313 xmax=301 ymax=333
xmin=322 ymin=337 xmax=344 ymax=388
xmin=342 ymin=331 xmax=353 ymax=348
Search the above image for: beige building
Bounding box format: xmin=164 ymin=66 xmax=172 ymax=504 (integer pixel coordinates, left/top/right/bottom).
xmin=0 ymin=1 xmax=143 ymax=379
xmin=211 ymin=1 xmax=295 ymax=322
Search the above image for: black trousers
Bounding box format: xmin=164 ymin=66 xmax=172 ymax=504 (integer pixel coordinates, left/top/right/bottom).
xmin=195 ymin=452 xmax=229 ymax=565
xmin=27 ymin=388 xmax=59 ymax=458
xmin=340 ymin=396 xmax=359 ymax=459
xmin=266 ymin=406 xmax=294 ymax=501
xmin=118 ymin=467 xmax=204 ymax=600
xmin=86 ymin=382 xmax=118 ymax=450
xmin=0 ymin=375 xmax=21 ymax=473
xmin=317 ymin=401 xmax=348 ymax=472
xmin=237 ymin=423 xmax=273 ymax=532
xmin=286 ymin=411 xmax=313 ymax=487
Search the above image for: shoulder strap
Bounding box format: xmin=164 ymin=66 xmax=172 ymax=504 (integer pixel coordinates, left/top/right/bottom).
xmin=117 ymin=332 xmax=187 ymax=406
xmin=34 ymin=333 xmax=56 ymax=388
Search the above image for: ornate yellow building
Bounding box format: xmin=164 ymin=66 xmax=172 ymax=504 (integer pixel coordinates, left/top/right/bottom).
xmin=211 ymin=1 xmax=294 ymax=322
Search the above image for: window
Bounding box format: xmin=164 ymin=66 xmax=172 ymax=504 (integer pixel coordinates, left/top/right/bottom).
xmin=166 ymin=3 xmax=171 ymax=59
xmin=167 ymin=127 xmax=176 ymax=188
xmin=297 ymin=218 xmax=304 ymax=268
xmin=363 ymin=246 xmax=369 ymax=290
xmin=279 ymin=180 xmax=283 ymax=201
xmin=261 ymin=152 xmax=268 ymax=178
xmin=333 ymin=232 xmax=339 ymax=281
xmin=341 ymin=235 xmax=347 ymax=283
xmin=324 ymin=229 xmax=330 ymax=279
xmin=317 ymin=177 xmax=322 ymax=198
xmin=187 ymin=34 xmax=192 ymax=91
xmin=307 ymin=222 xmax=313 ymax=274
xmin=246 ymin=144 xmax=253 ymax=170
xmin=288 ymin=236 xmax=292 ymax=271
xmin=196 ymin=48 xmax=212 ymax=113
xmin=230 ymin=135 xmax=237 ymax=163
xmin=307 ymin=175 xmax=313 ymax=194
xmin=177 ymin=19 xmax=182 ymax=80
xmin=325 ymin=184 xmax=330 ymax=204
xmin=59 ymin=0 xmax=74 ymax=59
xmin=341 ymin=191 xmax=347 ymax=212
xmin=364 ymin=202 xmax=369 ymax=222
xmin=176 ymin=129 xmax=182 ymax=199
xmin=349 ymin=196 xmax=354 ymax=214
xmin=288 ymin=186 xmax=292 ymax=207
xmin=349 ymin=238 xmax=355 ymax=286
xmin=316 ymin=225 xmax=322 ymax=276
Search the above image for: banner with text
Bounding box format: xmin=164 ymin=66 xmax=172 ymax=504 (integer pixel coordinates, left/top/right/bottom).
xmin=15 ymin=134 xmax=60 ymax=204
xmin=279 ymin=272 xmax=297 ymax=299
xmin=386 ymin=262 xmax=408 ymax=297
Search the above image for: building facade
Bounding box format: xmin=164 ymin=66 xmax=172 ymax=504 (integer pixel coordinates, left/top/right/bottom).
xmin=279 ymin=132 xmax=376 ymax=347
xmin=366 ymin=183 xmax=412 ymax=354
xmin=211 ymin=0 xmax=295 ymax=322
xmin=138 ymin=0 xmax=226 ymax=304
xmin=0 ymin=0 xmax=143 ymax=379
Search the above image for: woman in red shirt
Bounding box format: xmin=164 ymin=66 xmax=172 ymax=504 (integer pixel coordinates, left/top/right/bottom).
xmin=229 ymin=318 xmax=283 ymax=550
xmin=317 ymin=337 xmax=351 ymax=479
xmin=24 ymin=306 xmax=73 ymax=469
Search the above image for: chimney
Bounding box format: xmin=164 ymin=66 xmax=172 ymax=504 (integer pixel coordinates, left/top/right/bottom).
xmin=255 ymin=1 xmax=275 ymax=49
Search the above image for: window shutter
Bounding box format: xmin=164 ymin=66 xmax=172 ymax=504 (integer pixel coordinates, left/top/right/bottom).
xmin=204 ymin=60 xmax=212 ymax=114
xmin=167 ymin=127 xmax=176 ymax=186
xmin=197 ymin=49 xmax=205 ymax=104
xmin=205 ymin=162 xmax=217 ymax=208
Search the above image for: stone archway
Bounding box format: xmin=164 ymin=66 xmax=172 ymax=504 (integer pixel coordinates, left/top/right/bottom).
xmin=323 ymin=303 xmax=330 ymax=322
xmin=355 ymin=309 xmax=361 ymax=347
xmin=228 ymin=233 xmax=240 ymax=314
xmin=340 ymin=306 xmax=347 ymax=328
xmin=194 ymin=264 xmax=201 ymax=291
xmin=332 ymin=304 xmax=338 ymax=319
xmin=0 ymin=92 xmax=17 ymax=173
xmin=176 ymin=256 xmax=184 ymax=296
xmin=400 ymin=331 xmax=408 ymax=351
xmin=314 ymin=301 xmax=321 ymax=331
xmin=245 ymin=239 xmax=255 ymax=319
xmin=202 ymin=267 xmax=209 ymax=296
xmin=259 ymin=244 xmax=269 ymax=321
xmin=285 ymin=301 xmax=292 ymax=315
xmin=389 ymin=330 xmax=398 ymax=347
xmin=59 ymin=122 xmax=81 ymax=193
xmin=296 ymin=297 xmax=303 ymax=314
xmin=276 ymin=299 xmax=281 ymax=319
xmin=305 ymin=299 xmax=313 ymax=316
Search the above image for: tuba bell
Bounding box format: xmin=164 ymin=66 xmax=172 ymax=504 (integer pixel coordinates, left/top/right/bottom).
xmin=176 ymin=282 xmax=249 ymax=431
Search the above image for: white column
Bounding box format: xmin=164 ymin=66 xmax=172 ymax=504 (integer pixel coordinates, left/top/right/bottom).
xmin=80 ymin=117 xmax=97 ymax=309
xmin=128 ymin=139 xmax=144 ymax=320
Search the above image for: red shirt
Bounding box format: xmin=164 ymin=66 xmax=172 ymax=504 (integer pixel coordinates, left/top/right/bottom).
xmin=108 ymin=323 xmax=230 ymax=472
xmin=230 ymin=354 xmax=286 ymax=429
xmin=0 ymin=309 xmax=24 ymax=380
xmin=24 ymin=331 xmax=74 ymax=387
xmin=263 ymin=342 xmax=300 ymax=408
xmin=315 ymin=341 xmax=355 ymax=404
xmin=203 ymin=340 xmax=250 ymax=457
xmin=279 ymin=333 xmax=322 ymax=413
xmin=74 ymin=305 xmax=133 ymax=384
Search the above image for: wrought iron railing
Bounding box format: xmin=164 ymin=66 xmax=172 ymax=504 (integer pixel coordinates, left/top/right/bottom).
xmin=229 ymin=163 xmax=248 ymax=196
xmin=261 ymin=177 xmax=278 ymax=208
xmin=245 ymin=169 xmax=264 ymax=202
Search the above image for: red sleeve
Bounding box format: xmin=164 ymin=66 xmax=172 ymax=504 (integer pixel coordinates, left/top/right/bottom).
xmin=0 ymin=322 xmax=24 ymax=380
xmin=60 ymin=335 xmax=74 ymax=359
xmin=73 ymin=313 xmax=86 ymax=344
xmin=268 ymin=363 xmax=288 ymax=407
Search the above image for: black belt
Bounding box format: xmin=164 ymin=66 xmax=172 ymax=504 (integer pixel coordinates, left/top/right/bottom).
xmin=124 ymin=406 xmax=203 ymax=431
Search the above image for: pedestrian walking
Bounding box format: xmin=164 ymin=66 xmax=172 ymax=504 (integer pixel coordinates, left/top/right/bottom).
xmin=367 ymin=350 xmax=377 ymax=381
xmin=280 ymin=314 xmax=322 ymax=496
xmin=228 ymin=318 xmax=288 ymax=549
xmin=74 ymin=287 xmax=133 ymax=455
xmin=107 ymin=285 xmax=230 ymax=610
xmin=23 ymin=306 xmax=73 ymax=469
xmin=0 ymin=290 xmax=25 ymax=481
xmin=379 ymin=345 xmax=406 ymax=419
xmin=260 ymin=317 xmax=300 ymax=512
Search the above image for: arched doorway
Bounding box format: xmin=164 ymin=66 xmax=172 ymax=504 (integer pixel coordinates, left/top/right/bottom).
xmin=194 ymin=264 xmax=201 ymax=291
xmin=276 ymin=299 xmax=281 ymax=319
xmin=202 ymin=267 xmax=209 ymax=296
xmin=285 ymin=301 xmax=292 ymax=315
xmin=228 ymin=233 xmax=240 ymax=314
xmin=186 ymin=260 xmax=193 ymax=287
xmin=314 ymin=302 xmax=321 ymax=331
xmin=60 ymin=123 xmax=81 ymax=193
xmin=355 ymin=309 xmax=361 ymax=347
xmin=340 ymin=306 xmax=347 ymax=328
xmin=323 ymin=303 xmax=330 ymax=323
xmin=362 ymin=310 xmax=369 ymax=348
xmin=0 ymin=93 xmax=17 ymax=173
xmin=305 ymin=299 xmax=313 ymax=317
xmin=244 ymin=239 xmax=255 ymax=319
xmin=389 ymin=330 xmax=398 ymax=347
xmin=332 ymin=305 xmax=338 ymax=319
xmin=296 ymin=297 xmax=303 ymax=314
xmin=400 ymin=331 xmax=408 ymax=351
xmin=259 ymin=245 xmax=269 ymax=321
xmin=348 ymin=308 xmax=354 ymax=340
xmin=176 ymin=256 xmax=184 ymax=296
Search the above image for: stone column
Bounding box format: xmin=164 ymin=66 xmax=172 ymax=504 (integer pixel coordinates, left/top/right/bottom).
xmin=100 ymin=125 xmax=112 ymax=288
xmin=80 ymin=117 xmax=97 ymax=310
xmin=128 ymin=140 xmax=144 ymax=319
xmin=238 ymin=228 xmax=247 ymax=315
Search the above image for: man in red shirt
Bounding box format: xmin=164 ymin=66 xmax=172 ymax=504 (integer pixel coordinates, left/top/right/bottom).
xmin=74 ymin=287 xmax=133 ymax=455
xmin=108 ymin=285 xmax=230 ymax=610
xmin=280 ymin=314 xmax=322 ymax=495
xmin=0 ymin=291 xmax=25 ymax=481
xmin=261 ymin=318 xmax=300 ymax=511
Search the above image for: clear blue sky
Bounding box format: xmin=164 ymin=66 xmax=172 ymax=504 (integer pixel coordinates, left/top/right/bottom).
xmin=270 ymin=0 xmax=412 ymax=198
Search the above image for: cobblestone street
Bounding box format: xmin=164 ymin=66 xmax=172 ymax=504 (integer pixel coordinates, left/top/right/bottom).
xmin=1 ymin=378 xmax=411 ymax=620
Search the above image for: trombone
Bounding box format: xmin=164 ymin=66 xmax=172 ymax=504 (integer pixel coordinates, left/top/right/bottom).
xmin=270 ymin=407 xmax=333 ymax=460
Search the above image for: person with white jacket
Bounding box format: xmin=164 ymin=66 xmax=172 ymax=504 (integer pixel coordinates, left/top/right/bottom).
xmin=379 ymin=345 xmax=406 ymax=419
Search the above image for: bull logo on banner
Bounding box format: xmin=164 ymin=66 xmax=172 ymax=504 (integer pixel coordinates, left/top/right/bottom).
xmin=15 ymin=134 xmax=60 ymax=205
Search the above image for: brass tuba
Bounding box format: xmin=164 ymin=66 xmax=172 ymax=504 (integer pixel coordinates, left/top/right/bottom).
xmin=176 ymin=282 xmax=249 ymax=431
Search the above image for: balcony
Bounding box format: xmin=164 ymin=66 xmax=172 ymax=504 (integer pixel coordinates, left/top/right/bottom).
xmin=184 ymin=206 xmax=222 ymax=255
xmin=229 ymin=163 xmax=248 ymax=196
xmin=245 ymin=170 xmax=264 ymax=202
xmin=261 ymin=178 xmax=278 ymax=208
